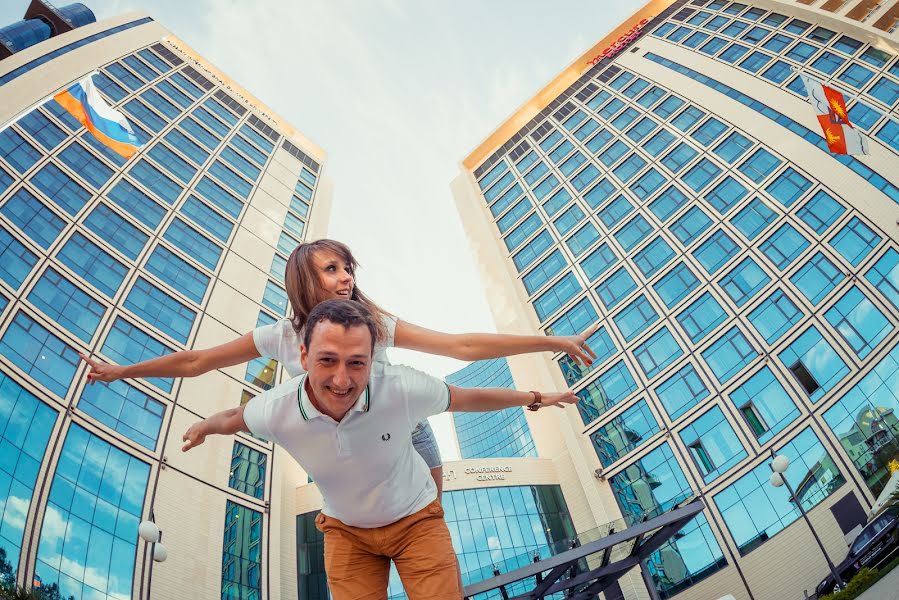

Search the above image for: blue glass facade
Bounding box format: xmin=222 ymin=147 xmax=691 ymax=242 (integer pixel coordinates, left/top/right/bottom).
xmin=0 ymin=18 xmax=324 ymax=598
xmin=462 ymin=1 xmax=899 ymax=597
xmin=446 ymin=358 xmax=537 ymax=459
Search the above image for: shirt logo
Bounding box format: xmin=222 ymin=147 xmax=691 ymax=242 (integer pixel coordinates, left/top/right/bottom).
xmin=381 ymin=433 xmax=391 ymax=441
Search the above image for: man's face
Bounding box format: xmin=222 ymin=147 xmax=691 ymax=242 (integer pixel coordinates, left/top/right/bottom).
xmin=300 ymin=321 xmax=373 ymax=420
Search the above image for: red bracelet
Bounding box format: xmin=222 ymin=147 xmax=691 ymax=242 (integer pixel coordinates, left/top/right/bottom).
xmin=527 ymin=390 xmax=542 ymax=411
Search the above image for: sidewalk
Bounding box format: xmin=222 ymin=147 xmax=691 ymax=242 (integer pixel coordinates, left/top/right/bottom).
xmin=856 ymin=565 xmax=899 ymax=600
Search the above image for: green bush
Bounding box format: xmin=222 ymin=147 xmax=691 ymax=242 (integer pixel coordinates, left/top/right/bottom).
xmin=818 ymin=567 xmax=880 ymax=600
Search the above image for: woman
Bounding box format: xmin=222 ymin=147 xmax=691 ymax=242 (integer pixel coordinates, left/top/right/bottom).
xmin=80 ymin=239 xmax=597 ymax=495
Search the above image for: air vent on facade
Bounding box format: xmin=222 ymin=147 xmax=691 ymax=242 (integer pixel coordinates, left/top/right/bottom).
xmin=597 ymin=65 xmax=621 ymax=83
xmin=575 ymin=82 xmax=599 ymax=102
xmin=509 ymin=140 xmax=531 ymax=161
xmin=530 ymin=121 xmax=553 ymax=142
xmin=789 ymin=361 xmax=821 ymax=396
xmin=182 ymin=65 xmax=213 ymax=90
xmin=152 ymin=43 xmax=183 ymax=66
xmin=672 ymin=8 xmax=696 ymax=21
xmin=282 ymin=140 xmax=320 ymax=173
xmin=248 ymin=114 xmax=280 ymax=143
xmin=553 ymin=102 xmax=575 ymax=123
xmin=213 ymin=89 xmax=247 ymax=116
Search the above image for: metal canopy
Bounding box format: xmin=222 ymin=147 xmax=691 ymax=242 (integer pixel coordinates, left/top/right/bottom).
xmin=462 ymin=500 xmax=706 ymax=600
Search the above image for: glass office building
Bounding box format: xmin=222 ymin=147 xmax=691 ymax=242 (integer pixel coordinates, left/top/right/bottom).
xmin=447 ymin=358 xmax=538 ymax=459
xmin=0 ymin=8 xmax=330 ymax=600
xmin=453 ymin=1 xmax=899 ymax=599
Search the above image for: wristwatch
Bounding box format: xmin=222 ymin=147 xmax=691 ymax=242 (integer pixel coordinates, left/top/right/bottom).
xmin=526 ymin=390 xmax=542 ymax=411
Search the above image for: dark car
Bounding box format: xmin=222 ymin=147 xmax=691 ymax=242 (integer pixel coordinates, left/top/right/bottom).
xmin=815 ymin=510 xmax=899 ymax=597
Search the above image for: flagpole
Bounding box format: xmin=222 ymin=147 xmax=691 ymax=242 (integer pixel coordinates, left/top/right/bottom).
xmin=0 ymin=69 xmax=99 ymax=136
xmin=791 ymin=66 xmax=899 ymax=127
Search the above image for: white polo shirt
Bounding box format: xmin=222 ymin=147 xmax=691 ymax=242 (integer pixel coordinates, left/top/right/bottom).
xmin=252 ymin=316 xmax=397 ymax=377
xmin=242 ymin=363 xmax=450 ymax=528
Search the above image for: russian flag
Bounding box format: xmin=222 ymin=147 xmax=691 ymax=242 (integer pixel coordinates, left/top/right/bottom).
xmin=54 ymin=74 xmax=143 ymax=159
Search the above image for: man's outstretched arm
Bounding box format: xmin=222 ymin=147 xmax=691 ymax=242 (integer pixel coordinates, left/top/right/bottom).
xmin=182 ymin=405 xmax=250 ymax=451
xmin=446 ymin=386 xmax=577 ymax=413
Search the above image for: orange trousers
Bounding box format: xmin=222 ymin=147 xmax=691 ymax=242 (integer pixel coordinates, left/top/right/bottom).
xmin=315 ymin=499 xmax=462 ymax=600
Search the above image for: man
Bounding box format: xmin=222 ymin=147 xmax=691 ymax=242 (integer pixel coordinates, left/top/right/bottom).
xmin=182 ymin=299 xmax=576 ymax=600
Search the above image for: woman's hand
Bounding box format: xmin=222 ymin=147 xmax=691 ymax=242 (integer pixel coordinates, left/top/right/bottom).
xmin=535 ymin=390 xmax=579 ymax=409
xmin=182 ymin=421 xmax=208 ymax=452
xmin=78 ymin=353 xmax=125 ymax=384
xmin=554 ymin=323 xmax=599 ymax=366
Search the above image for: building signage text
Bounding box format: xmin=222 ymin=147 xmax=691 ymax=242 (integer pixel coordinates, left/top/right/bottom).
xmin=586 ymin=18 xmax=650 ymax=66
xmin=465 ymin=466 xmax=513 ymax=481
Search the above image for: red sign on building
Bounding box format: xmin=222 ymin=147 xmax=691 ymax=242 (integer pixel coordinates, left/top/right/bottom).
xmin=586 ymin=18 xmax=651 ymax=66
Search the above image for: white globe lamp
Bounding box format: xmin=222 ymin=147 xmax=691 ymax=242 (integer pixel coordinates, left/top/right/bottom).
xmin=771 ymin=454 xmax=790 ymax=474
xmin=770 ymin=472 xmax=785 ymax=488
xmin=138 ymin=520 xmax=160 ymax=543
xmin=153 ymin=542 xmax=168 ymax=563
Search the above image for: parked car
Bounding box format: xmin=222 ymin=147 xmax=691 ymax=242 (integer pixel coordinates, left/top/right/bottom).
xmin=815 ymin=509 xmax=899 ymax=597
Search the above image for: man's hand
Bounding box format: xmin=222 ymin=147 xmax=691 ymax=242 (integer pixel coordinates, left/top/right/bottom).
xmin=78 ymin=353 xmax=125 ymax=384
xmin=535 ymin=390 xmax=579 ymax=410
xmin=554 ymin=324 xmax=599 ymax=366
xmin=182 ymin=421 xmax=209 ymax=452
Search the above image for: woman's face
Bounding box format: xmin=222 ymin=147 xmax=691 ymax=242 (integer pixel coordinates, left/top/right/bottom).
xmin=312 ymin=249 xmax=355 ymax=301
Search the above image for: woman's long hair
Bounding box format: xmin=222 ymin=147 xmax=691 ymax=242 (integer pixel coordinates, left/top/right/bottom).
xmin=284 ymin=239 xmax=391 ymax=342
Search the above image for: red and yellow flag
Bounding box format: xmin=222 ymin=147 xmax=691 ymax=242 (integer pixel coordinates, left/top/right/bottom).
xmin=800 ymin=74 xmax=868 ymax=155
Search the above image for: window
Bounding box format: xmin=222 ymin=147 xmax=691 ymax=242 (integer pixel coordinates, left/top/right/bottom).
xmin=125 ymin=277 xmax=196 ymax=343
xmin=869 ymin=77 xmax=899 ymax=107
xmin=681 ymin=406 xmax=747 ymax=483
xmin=848 ymin=102 xmax=880 ymax=131
xmin=171 ymin=72 xmax=204 ymax=98
xmin=512 ymin=231 xmax=553 ymax=271
xmin=221 ymin=146 xmax=261 ymax=181
xmin=1 ymin=188 xmax=65 ymax=249
xmin=714 ymin=428 xmax=844 ymax=555
xmin=824 ymin=286 xmax=892 ymax=359
xmin=164 ymin=129 xmax=209 ymax=165
xmin=875 ymin=121 xmax=899 ymax=151
xmin=78 ymin=380 xmax=165 ymax=449
xmin=101 ymin=317 xmax=175 ymax=392
xmin=84 ymin=203 xmax=149 ymax=260
xmin=677 ymin=292 xmax=727 ymax=342
xmin=778 ymin=326 xmax=849 ymax=401
xmin=630 ymin=168 xmax=667 ymax=200
xmin=231 ymin=134 xmax=268 ymax=166
xmin=270 ymin=253 xmax=286 ymax=281
xmin=738 ymin=148 xmax=780 ymax=183
xmin=614 ymin=295 xmax=659 ymax=341
xmin=718 ymin=256 xmax=770 ymax=307
xmin=747 ymin=289 xmax=803 ymax=344
xmin=682 ymin=158 xmax=721 ymax=192
xmin=586 ymin=128 xmax=613 ymax=154
xmin=124 ymin=54 xmax=158 ymax=81
xmin=684 ymin=30 xmax=711 ymax=48
xmin=797 ymin=190 xmax=844 ymax=234
xmin=860 ymin=47 xmax=890 ymax=68
xmin=157 ymin=79 xmax=192 ymax=108
xmin=829 ymin=217 xmax=880 ymax=266
xmin=263 ymin=281 xmax=288 ymax=315
xmin=700 ymin=36 xmax=728 ymax=55
xmin=204 ymin=98 xmax=238 ymax=126
xmin=649 ymin=186 xmax=689 ymax=222
xmin=544 ymin=297 xmax=596 ymax=338
xmin=598 ymin=195 xmax=633 ymax=229
xmin=838 ymin=63 xmax=874 ymax=89
xmin=693 ymin=230 xmax=739 ymax=274
xmin=576 ymin=360 xmax=637 ymax=423
xmin=27 ymin=268 xmax=105 ymax=342
xmin=57 ymin=233 xmax=128 ymax=298
xmin=791 ymin=252 xmax=843 ymax=305
xmin=0 ymin=226 xmax=38 ymax=289
xmin=196 ymin=176 xmax=243 ymax=218
xmin=58 ymin=142 xmax=114 ymax=190
xmin=0 ymin=311 xmax=79 ymax=397
xmin=124 ymin=99 xmax=166 ymax=132
xmin=145 ymin=245 xmax=209 ymax=303
xmin=595 ymin=267 xmax=636 ymax=310
xmin=706 ymin=176 xmax=748 ymax=215
xmin=644 ymin=129 xmax=676 ymax=157
xmin=181 ymin=196 xmax=233 ymax=242
xmin=759 ymin=223 xmax=810 ymax=270
xmin=94 ymin=72 xmax=127 ymax=101
xmin=661 ymin=143 xmax=698 ymax=173
xmin=765 ymin=168 xmax=811 ymax=207
xmin=566 ymin=224 xmax=600 ymax=256
xmin=865 ymin=249 xmax=899 ymax=309
xmin=731 ymin=367 xmax=799 ymax=443
xmin=534 ymin=273 xmax=581 ymax=321
xmin=31 ymin=163 xmax=91 ymax=216
xmin=504 ymin=213 xmax=543 ymax=252
xmin=591 ymin=400 xmax=660 ymax=467
xmin=583 ymin=179 xmax=616 ymax=211
xmin=558 ymin=325 xmax=617 ymax=386
xmin=671 ymin=207 xmax=712 ymax=245
xmin=811 ymin=52 xmax=845 ymax=75
xmin=700 ymin=327 xmax=757 ymax=385
xmin=229 ymin=442 xmax=267 ymax=499
xmin=654 ymin=262 xmax=701 ymax=308
xmin=553 ymin=204 xmax=584 ymax=237
xmin=106 ymin=179 xmax=166 ymax=228
xmin=18 ymin=110 xmax=66 ymax=151
xmin=786 ymin=41 xmax=817 ymax=63
xmin=210 ymin=161 xmax=252 ymax=199
xmin=35 ymin=425 xmax=150 ymax=598
xmin=180 ymin=116 xmax=221 ymax=150
xmin=655 ymin=363 xmax=709 ymax=420
xmin=637 ymin=86 xmax=665 ymax=109
xmin=130 ymin=159 xmax=183 ymax=204
xmin=538 ymin=131 xmax=562 ymax=152
xmin=633 ymin=237 xmax=675 ymax=278
xmin=731 ymin=197 xmax=776 ymax=240
xmin=614 ymin=215 xmax=652 ymax=251
xmin=654 ymin=96 xmax=685 ymax=119
xmin=491 ymin=184 xmax=522 ymax=218
xmin=580 ymin=243 xmax=618 ymax=281
xmin=497 ymin=199 xmax=532 ymax=233
xmin=600 ymin=142 xmax=627 ymax=168
xmin=478 ymin=161 xmax=508 ymax=190
xmin=762 ymin=60 xmax=792 ymax=84
xmin=141 ymin=89 xmax=180 ymax=119
xmin=534 ymin=174 xmax=561 ymax=199
xmin=626 ymin=117 xmax=658 ymax=143
xmin=523 ymin=250 xmax=566 ymax=295
xmin=515 ymin=150 xmax=538 ymax=173
xmin=612 ymin=108 xmax=640 ymax=132
xmin=634 ymin=327 xmax=684 ymax=380
xmin=672 ymin=106 xmax=706 ymax=132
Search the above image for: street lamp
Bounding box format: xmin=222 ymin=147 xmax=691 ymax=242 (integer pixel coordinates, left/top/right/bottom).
xmin=138 ymin=516 xmax=167 ymax=599
xmin=769 ymin=453 xmax=844 ymax=590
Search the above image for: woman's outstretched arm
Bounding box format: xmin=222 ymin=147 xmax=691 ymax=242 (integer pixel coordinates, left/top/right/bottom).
xmin=80 ymin=332 xmax=262 ymax=383
xmin=394 ymin=321 xmax=598 ymax=366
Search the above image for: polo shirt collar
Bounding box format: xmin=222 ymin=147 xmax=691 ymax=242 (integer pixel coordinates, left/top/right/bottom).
xmin=298 ymin=375 xmax=371 ymax=421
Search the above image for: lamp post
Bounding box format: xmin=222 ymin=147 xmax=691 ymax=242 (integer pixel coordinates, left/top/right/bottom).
xmin=138 ymin=516 xmax=167 ymax=598
xmin=768 ymin=453 xmax=844 ymax=590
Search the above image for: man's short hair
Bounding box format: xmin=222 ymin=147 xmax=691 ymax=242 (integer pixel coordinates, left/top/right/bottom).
xmin=304 ymin=299 xmax=378 ymax=354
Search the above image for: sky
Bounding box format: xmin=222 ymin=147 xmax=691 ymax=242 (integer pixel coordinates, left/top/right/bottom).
xmin=2 ymin=0 xmax=645 ymax=456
